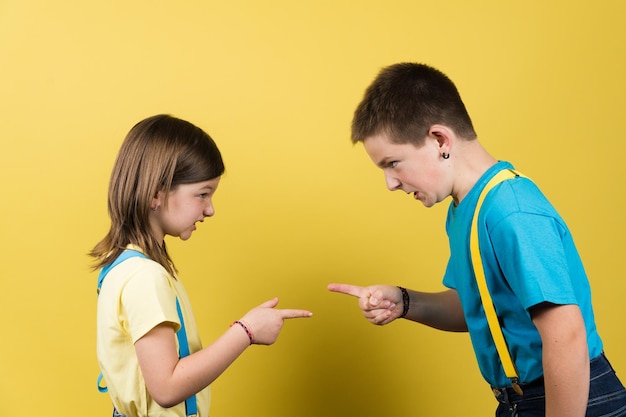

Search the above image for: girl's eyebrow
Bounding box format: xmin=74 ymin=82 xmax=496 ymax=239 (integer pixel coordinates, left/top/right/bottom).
xmin=196 ymin=185 xmax=215 ymax=193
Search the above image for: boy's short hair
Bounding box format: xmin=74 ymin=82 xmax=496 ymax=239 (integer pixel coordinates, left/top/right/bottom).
xmin=351 ymin=63 xmax=477 ymax=145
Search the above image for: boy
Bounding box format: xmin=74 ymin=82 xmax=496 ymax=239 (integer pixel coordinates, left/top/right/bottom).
xmin=328 ymin=63 xmax=626 ymax=416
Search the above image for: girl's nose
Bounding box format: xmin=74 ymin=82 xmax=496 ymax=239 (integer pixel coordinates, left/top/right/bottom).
xmin=204 ymin=202 xmax=215 ymax=217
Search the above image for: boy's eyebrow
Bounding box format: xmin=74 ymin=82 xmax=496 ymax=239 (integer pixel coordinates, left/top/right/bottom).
xmin=375 ymin=156 xmax=392 ymax=168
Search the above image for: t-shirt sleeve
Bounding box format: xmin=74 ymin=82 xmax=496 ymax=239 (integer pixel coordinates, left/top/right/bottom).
xmin=490 ymin=211 xmax=578 ymax=310
xmin=121 ymin=263 xmax=181 ymax=343
xmin=442 ymin=257 xmax=457 ymax=289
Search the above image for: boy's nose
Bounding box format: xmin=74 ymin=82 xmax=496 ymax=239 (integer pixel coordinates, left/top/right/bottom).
xmin=385 ymin=174 xmax=402 ymax=191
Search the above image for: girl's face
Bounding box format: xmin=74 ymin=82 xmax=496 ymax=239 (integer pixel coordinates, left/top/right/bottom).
xmin=363 ymin=133 xmax=452 ymax=207
xmin=150 ymin=177 xmax=221 ymax=242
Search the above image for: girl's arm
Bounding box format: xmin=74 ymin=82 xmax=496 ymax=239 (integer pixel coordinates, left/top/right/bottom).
xmin=135 ymin=321 xmax=249 ymax=408
xmin=135 ymin=297 xmax=312 ymax=408
xmin=531 ymin=302 xmax=589 ymax=417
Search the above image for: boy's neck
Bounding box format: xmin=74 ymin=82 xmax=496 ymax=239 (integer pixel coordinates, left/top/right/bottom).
xmin=450 ymin=138 xmax=498 ymax=205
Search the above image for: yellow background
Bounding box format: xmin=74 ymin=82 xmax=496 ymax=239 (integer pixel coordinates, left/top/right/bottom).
xmin=1 ymin=1 xmax=625 ymax=416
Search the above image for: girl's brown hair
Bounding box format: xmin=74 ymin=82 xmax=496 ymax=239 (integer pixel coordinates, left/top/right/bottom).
xmin=90 ymin=114 xmax=225 ymax=276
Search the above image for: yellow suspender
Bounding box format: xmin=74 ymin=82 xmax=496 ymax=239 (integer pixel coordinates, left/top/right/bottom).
xmin=469 ymin=168 xmax=526 ymax=395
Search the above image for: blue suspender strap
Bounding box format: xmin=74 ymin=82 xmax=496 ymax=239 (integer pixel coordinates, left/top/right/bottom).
xmin=97 ymin=250 xmax=148 ymax=393
xmin=96 ymin=250 xmax=198 ymax=416
xmin=97 ymin=373 xmax=107 ymax=393
xmin=176 ymin=299 xmax=198 ymax=416
xmin=97 ymin=250 xmax=147 ymax=294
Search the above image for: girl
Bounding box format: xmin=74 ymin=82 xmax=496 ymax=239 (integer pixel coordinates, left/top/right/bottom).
xmin=92 ymin=114 xmax=312 ymax=417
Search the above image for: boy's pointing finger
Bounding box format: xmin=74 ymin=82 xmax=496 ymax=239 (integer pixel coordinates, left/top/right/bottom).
xmin=327 ymin=283 xmax=368 ymax=298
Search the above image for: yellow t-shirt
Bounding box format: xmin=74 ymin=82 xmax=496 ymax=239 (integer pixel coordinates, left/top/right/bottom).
xmin=96 ymin=247 xmax=211 ymax=416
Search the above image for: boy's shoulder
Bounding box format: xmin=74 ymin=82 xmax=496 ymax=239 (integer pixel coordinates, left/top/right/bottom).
xmin=483 ymin=175 xmax=563 ymax=230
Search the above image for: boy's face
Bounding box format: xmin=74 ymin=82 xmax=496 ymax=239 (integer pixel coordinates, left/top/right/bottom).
xmin=363 ymin=133 xmax=452 ymax=208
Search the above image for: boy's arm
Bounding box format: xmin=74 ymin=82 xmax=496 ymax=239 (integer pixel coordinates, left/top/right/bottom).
xmin=404 ymin=288 xmax=467 ymax=331
xmin=531 ymin=302 xmax=589 ymax=417
xmin=328 ymin=283 xmax=467 ymax=331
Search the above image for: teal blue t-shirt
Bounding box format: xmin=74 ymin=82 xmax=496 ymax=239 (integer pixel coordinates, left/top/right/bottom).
xmin=442 ymin=161 xmax=603 ymax=387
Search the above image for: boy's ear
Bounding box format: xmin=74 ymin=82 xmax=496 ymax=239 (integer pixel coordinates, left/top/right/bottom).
xmin=428 ymin=124 xmax=453 ymax=150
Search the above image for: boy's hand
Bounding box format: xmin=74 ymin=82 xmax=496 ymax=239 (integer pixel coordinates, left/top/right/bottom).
xmin=328 ymin=283 xmax=403 ymax=325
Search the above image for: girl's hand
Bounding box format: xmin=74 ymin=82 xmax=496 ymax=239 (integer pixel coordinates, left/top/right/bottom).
xmin=239 ymin=298 xmax=312 ymax=345
xmin=327 ymin=283 xmax=402 ymax=325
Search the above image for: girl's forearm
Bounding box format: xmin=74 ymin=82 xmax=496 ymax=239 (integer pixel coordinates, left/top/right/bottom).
xmin=140 ymin=323 xmax=251 ymax=408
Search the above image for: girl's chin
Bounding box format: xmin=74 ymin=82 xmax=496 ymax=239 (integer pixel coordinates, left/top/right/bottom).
xmin=178 ymin=232 xmax=194 ymax=241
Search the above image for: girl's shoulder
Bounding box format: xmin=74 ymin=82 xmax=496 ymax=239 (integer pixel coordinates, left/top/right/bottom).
xmin=100 ymin=254 xmax=173 ymax=297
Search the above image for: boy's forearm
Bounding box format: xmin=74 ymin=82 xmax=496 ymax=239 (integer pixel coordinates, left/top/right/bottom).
xmin=542 ymin=338 xmax=589 ymax=417
xmin=404 ymin=289 xmax=468 ymax=331
xmin=532 ymin=303 xmax=589 ymax=417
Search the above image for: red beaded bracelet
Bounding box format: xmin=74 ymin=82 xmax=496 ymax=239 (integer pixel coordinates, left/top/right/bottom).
xmin=231 ymin=320 xmax=254 ymax=345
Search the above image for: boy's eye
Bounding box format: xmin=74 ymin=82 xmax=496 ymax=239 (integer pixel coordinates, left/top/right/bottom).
xmin=390 ymin=161 xmax=399 ymax=168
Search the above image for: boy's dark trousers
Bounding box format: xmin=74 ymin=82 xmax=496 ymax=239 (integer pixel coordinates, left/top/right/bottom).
xmin=493 ymin=353 xmax=626 ymax=416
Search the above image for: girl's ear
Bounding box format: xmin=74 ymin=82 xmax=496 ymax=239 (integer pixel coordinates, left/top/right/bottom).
xmin=151 ymin=190 xmax=164 ymax=212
